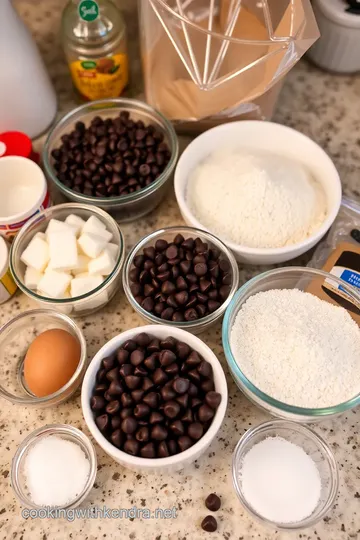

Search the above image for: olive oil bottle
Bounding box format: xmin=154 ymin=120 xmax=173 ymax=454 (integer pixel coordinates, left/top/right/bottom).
xmin=61 ymin=0 xmax=128 ymax=101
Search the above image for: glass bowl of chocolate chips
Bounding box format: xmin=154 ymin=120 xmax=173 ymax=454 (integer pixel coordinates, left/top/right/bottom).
xmin=42 ymin=98 xmax=179 ymax=222
xmin=123 ymin=227 xmax=239 ymax=334
xmin=81 ymin=326 xmax=228 ymax=472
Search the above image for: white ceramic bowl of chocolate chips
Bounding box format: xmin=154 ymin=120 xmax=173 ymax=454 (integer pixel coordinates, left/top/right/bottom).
xmin=81 ymin=325 xmax=228 ymax=472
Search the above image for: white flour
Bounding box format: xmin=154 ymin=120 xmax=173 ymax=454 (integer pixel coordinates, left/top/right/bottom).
xmin=239 ymin=436 xmax=322 ymax=524
xmin=188 ymin=149 xmax=327 ymax=248
xmin=230 ymin=289 xmax=360 ymax=408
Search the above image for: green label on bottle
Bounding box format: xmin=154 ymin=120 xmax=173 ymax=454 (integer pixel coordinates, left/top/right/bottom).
xmin=78 ymin=0 xmax=99 ymax=22
xmin=81 ymin=60 xmax=97 ymax=69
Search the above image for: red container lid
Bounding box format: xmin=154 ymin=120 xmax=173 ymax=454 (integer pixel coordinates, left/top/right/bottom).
xmin=0 ymin=131 xmax=39 ymax=162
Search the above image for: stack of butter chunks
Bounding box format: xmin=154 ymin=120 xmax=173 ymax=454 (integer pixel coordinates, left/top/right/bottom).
xmin=20 ymin=215 xmax=119 ymax=310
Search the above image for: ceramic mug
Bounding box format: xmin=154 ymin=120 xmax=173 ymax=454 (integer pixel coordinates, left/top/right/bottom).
xmin=0 ymin=156 xmax=51 ymax=239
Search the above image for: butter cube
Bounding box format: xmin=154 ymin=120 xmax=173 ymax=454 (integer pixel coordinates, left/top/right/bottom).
xmin=48 ymin=231 xmax=78 ymax=271
xmin=82 ymin=215 xmax=106 ymax=233
xmin=34 ymin=232 xmax=46 ymax=241
xmin=88 ymin=250 xmax=116 ymax=276
xmin=106 ymin=243 xmax=119 ymax=259
xmin=82 ymin=216 xmax=112 ymax=242
xmin=21 ymin=236 xmax=49 ymax=272
xmin=45 ymin=219 xmax=77 ymax=238
xmin=65 ymin=214 xmax=86 ymax=237
xmin=38 ymin=270 xmax=72 ymax=298
xmin=70 ymin=274 xmax=103 ymax=298
xmin=78 ymin=233 xmax=108 ymax=259
xmin=24 ymin=267 xmax=43 ymax=290
xmin=72 ymin=254 xmax=91 ymax=275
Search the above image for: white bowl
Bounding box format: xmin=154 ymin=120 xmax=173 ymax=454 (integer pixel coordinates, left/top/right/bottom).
xmin=174 ymin=121 xmax=342 ymax=265
xmin=0 ymin=156 xmax=50 ymax=240
xmin=81 ymin=325 xmax=228 ymax=473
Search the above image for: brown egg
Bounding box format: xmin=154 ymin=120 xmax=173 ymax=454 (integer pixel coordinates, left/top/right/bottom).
xmin=24 ymin=329 xmax=81 ymax=397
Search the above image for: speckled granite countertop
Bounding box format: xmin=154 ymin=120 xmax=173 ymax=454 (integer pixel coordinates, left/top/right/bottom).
xmin=0 ymin=1 xmax=359 ymax=539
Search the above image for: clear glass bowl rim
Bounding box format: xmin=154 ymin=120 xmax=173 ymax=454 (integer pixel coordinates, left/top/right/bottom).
xmin=231 ymin=419 xmax=339 ymax=530
xmin=10 ymin=203 xmax=125 ymax=305
xmin=222 ymin=266 xmax=360 ymax=416
xmin=11 ymin=423 xmax=97 ymax=509
xmin=42 ymin=98 xmax=179 ymax=205
xmin=123 ymin=225 xmax=240 ymax=329
xmin=0 ymin=309 xmax=87 ymax=405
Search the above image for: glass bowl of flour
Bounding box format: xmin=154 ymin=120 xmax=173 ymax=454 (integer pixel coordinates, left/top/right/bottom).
xmin=174 ymin=121 xmax=342 ymax=265
xmin=222 ymin=267 xmax=360 ymax=422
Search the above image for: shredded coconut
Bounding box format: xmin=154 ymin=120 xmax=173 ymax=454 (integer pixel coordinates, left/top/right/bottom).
xmin=230 ymin=289 xmax=360 ymax=408
xmin=187 ymin=149 xmax=327 ymax=248
xmin=239 ymin=436 xmax=322 ymax=523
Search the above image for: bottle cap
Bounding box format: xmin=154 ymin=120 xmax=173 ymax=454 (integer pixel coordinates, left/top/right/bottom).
xmin=0 ymin=132 xmax=39 ymax=163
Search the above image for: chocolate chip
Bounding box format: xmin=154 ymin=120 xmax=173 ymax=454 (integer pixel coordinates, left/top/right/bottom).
xmin=205 ymin=391 xmax=221 ymax=409
xmin=173 ymin=377 xmax=190 ymax=394
xmin=106 ymin=400 xmax=120 ymax=415
xmin=90 ymin=395 xmax=106 ymax=411
xmin=198 ymin=404 xmax=215 ymax=423
xmin=143 ymin=392 xmax=159 ymax=408
xmin=198 ymin=360 xmax=212 ymax=378
xmin=149 ymin=411 xmax=164 ymax=424
xmin=205 ymin=493 xmax=221 ymax=512
xmin=201 ymin=515 xmax=217 ymax=532
xmin=177 ymin=436 xmax=193 ymax=452
xmin=95 ymin=414 xmax=109 ymax=432
xmin=158 ymin=441 xmax=170 ymax=457
xmin=164 ymin=400 xmax=181 ymax=419
xmin=159 ymin=349 xmax=177 ymax=366
xmin=136 ymin=426 xmax=149 ymax=442
xmin=140 ymin=442 xmax=156 ymax=458
xmin=131 ymin=389 xmax=144 ymax=402
xmin=121 ymin=416 xmax=138 ymax=434
xmin=151 ymin=424 xmax=168 ymax=441
xmin=125 ymin=375 xmax=141 ymax=389
xmin=188 ymin=422 xmax=204 ymax=440
xmin=110 ymin=429 xmax=123 ymax=448
xmin=134 ymin=403 xmax=150 ymax=418
xmin=124 ymin=439 xmax=139 ymax=456
xmin=119 ymin=364 xmax=133 ymax=378
xmin=130 ymin=349 xmax=145 ymax=366
xmin=169 ymin=420 xmax=184 ymax=436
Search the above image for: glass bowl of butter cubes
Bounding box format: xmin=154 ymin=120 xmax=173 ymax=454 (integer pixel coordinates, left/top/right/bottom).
xmin=10 ymin=203 xmax=125 ymax=316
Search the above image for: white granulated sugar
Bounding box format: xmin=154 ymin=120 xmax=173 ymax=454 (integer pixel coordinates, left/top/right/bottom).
xmin=25 ymin=435 xmax=90 ymax=507
xmin=240 ymin=436 xmax=322 ymax=523
xmin=230 ymin=289 xmax=360 ymax=408
xmin=187 ymin=149 xmax=327 ymax=248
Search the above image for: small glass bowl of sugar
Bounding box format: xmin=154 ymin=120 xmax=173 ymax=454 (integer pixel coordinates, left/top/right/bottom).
xmin=11 ymin=424 xmax=97 ymax=510
xmin=232 ymin=420 xmax=338 ymax=530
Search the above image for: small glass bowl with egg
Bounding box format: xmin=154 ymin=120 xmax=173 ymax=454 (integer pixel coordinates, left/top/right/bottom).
xmin=10 ymin=203 xmax=125 ymax=316
xmin=0 ymin=309 xmax=87 ymax=407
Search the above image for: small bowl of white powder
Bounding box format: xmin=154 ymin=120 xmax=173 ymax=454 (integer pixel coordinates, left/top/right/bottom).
xmin=223 ymin=266 xmax=360 ymax=422
xmin=232 ymin=420 xmax=338 ymax=530
xmin=175 ymin=121 xmax=342 ymax=264
xmin=11 ymin=424 xmax=97 ymax=509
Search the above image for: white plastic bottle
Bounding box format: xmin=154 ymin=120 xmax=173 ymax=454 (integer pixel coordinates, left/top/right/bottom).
xmin=0 ymin=0 xmax=57 ymax=138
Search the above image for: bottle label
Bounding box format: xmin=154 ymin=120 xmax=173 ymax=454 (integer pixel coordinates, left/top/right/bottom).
xmin=69 ymin=54 xmax=129 ymax=100
xmin=78 ymin=0 xmax=99 ymax=22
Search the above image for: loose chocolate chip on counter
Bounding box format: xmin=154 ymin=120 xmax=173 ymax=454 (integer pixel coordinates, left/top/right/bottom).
xmin=351 ymin=229 xmax=360 ymax=243
xmin=205 ymin=493 xmax=221 ymax=512
xmin=201 ymin=515 xmax=218 ymax=532
xmin=51 ymin=113 xmax=171 ymax=198
xmin=90 ymin=333 xmax=222 ymax=459
xmin=129 ymin=234 xmax=233 ymax=323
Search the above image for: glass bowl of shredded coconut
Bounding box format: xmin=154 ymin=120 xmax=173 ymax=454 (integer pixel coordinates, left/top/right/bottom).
xmin=222 ymin=267 xmax=360 ymax=422
xmin=175 ymin=121 xmax=342 ymax=265
xmin=232 ymin=420 xmax=338 ymax=530
xmin=11 ymin=424 xmax=97 ymax=509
